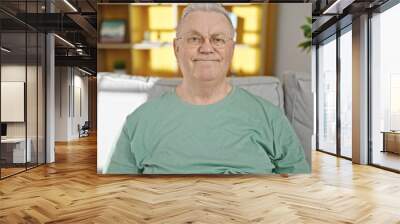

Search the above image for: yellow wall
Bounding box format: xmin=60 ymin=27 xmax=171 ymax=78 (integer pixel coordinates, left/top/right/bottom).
xmin=98 ymin=4 xmax=276 ymax=77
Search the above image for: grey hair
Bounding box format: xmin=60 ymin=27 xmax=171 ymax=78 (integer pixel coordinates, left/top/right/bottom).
xmin=176 ymin=3 xmax=234 ymax=37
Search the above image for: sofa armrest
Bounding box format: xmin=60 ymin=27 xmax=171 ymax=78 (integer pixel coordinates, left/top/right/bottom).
xmin=283 ymin=71 xmax=313 ymax=165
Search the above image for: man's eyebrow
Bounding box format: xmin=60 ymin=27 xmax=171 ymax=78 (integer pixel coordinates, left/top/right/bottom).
xmin=211 ymin=32 xmax=229 ymax=37
xmin=182 ymin=30 xmax=230 ymax=37
xmin=182 ymin=30 xmax=202 ymax=36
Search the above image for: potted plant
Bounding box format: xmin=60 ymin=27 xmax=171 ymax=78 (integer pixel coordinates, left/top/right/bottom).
xmin=113 ymin=59 xmax=126 ymax=74
xmin=298 ymin=16 xmax=312 ymax=53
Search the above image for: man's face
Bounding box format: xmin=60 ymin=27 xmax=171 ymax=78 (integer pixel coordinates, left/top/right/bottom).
xmin=174 ymin=11 xmax=235 ymax=82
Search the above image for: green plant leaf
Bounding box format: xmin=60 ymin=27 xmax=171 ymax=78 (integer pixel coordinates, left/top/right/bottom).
xmin=298 ymin=16 xmax=312 ymax=53
xmin=306 ymin=16 xmax=312 ymax=24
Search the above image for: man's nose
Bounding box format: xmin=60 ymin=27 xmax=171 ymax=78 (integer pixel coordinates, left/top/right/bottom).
xmin=198 ymin=38 xmax=214 ymax=54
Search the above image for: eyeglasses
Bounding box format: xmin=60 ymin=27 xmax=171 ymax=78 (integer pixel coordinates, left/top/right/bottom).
xmin=176 ymin=34 xmax=233 ymax=48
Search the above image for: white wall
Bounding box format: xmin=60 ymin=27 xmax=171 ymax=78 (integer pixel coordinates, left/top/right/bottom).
xmin=1 ymin=65 xmax=40 ymax=137
xmin=55 ymin=67 xmax=89 ymax=141
xmin=72 ymin=72 xmax=89 ymax=138
xmin=274 ymin=3 xmax=312 ymax=80
xmin=55 ymin=66 xmax=68 ymax=141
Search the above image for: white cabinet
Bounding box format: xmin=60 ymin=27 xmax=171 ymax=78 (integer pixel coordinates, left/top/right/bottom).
xmin=1 ymin=138 xmax=32 ymax=163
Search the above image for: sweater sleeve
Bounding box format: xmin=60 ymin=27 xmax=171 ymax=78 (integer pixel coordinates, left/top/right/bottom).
xmin=270 ymin=109 xmax=311 ymax=174
xmin=103 ymin=123 xmax=140 ymax=174
xmin=102 ymin=104 xmax=147 ymax=175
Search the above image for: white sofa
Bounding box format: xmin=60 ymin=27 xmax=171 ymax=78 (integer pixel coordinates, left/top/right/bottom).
xmin=97 ymin=73 xmax=313 ymax=173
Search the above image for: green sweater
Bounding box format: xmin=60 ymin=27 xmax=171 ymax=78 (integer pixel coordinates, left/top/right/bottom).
xmin=103 ymin=85 xmax=310 ymax=174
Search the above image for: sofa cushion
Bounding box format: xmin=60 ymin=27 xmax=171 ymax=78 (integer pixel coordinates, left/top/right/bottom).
xmin=230 ymin=76 xmax=284 ymax=109
xmin=98 ymin=73 xmax=284 ymax=108
xmin=283 ymin=71 xmax=313 ymax=164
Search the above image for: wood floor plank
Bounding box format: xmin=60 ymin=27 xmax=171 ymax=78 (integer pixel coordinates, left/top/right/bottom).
xmin=0 ymin=134 xmax=400 ymax=223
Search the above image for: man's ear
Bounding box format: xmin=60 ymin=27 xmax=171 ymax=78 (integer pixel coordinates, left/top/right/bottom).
xmin=173 ymin=39 xmax=179 ymax=58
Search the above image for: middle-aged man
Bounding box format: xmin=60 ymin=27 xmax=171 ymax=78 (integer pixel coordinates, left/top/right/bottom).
xmin=103 ymin=3 xmax=310 ymax=174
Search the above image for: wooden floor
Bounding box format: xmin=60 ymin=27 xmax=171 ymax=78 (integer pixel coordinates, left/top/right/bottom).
xmin=1 ymin=134 xmax=400 ymax=224
xmin=373 ymin=150 xmax=400 ymax=171
xmin=1 ymin=163 xmax=45 ymax=178
xmin=0 ymin=167 xmax=26 ymax=178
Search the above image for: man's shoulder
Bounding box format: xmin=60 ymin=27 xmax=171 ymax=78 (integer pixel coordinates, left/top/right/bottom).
xmin=235 ymin=86 xmax=282 ymax=114
xmin=125 ymin=91 xmax=173 ymax=122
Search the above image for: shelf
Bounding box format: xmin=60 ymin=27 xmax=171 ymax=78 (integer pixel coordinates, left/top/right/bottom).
xmin=133 ymin=42 xmax=173 ymax=49
xmin=97 ymin=43 xmax=133 ymax=49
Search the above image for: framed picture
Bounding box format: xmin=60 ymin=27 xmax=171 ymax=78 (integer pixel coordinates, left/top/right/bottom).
xmin=100 ymin=20 xmax=126 ymax=43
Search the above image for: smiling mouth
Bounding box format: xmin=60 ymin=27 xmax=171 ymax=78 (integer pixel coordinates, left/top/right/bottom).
xmin=193 ymin=59 xmax=219 ymax=62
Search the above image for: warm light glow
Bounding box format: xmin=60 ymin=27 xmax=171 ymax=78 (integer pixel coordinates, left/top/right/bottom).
xmin=232 ymin=47 xmax=259 ymax=75
xmin=126 ymin=4 xmax=264 ymax=76
xmin=230 ymin=5 xmax=261 ymax=75
xmin=150 ymin=47 xmax=177 ymax=73
xmin=149 ymin=6 xmax=175 ymax=30
xmin=232 ymin=6 xmax=261 ymax=32
xmin=243 ymin=33 xmax=259 ymax=45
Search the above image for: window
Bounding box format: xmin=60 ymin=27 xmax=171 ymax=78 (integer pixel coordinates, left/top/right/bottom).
xmin=390 ymin=74 xmax=400 ymax=130
xmin=370 ymin=2 xmax=400 ymax=171
xmin=340 ymin=28 xmax=352 ymax=158
xmin=316 ymin=25 xmax=353 ymax=159
xmin=317 ymin=36 xmax=337 ymax=155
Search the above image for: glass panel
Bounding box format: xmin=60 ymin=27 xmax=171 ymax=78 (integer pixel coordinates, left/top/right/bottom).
xmin=0 ymin=0 xmax=46 ymax=178
xmin=26 ymin=0 xmax=39 ymax=170
xmin=318 ymin=36 xmax=337 ymax=154
xmin=27 ymin=31 xmax=38 ymax=169
xmin=1 ymin=30 xmax=27 ymax=177
xmin=340 ymin=29 xmax=352 ymax=158
xmin=38 ymin=32 xmax=45 ymax=165
xmin=371 ymin=3 xmax=400 ymax=171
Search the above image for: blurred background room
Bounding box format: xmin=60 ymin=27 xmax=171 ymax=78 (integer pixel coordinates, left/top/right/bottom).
xmin=97 ymin=3 xmax=311 ymax=79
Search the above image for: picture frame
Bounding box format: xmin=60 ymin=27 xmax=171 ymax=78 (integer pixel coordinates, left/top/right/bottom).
xmin=100 ymin=19 xmax=127 ymax=43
